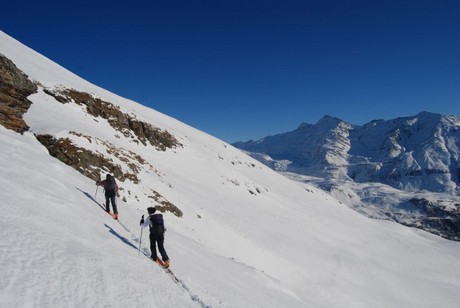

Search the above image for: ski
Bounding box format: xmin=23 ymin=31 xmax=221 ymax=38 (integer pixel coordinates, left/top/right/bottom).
xmin=151 ymin=257 xmax=180 ymax=283
xmin=106 ymin=211 xmax=118 ymax=220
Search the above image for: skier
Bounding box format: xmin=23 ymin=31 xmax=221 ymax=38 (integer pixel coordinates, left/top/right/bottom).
xmin=96 ymin=174 xmax=119 ymax=219
xmin=140 ymin=206 xmax=170 ymax=268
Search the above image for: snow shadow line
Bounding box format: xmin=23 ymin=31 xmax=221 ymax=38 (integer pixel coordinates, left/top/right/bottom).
xmin=76 ymin=187 xmax=106 ymax=212
xmin=104 ymin=224 xmax=138 ymax=250
xmin=76 ymin=188 xmax=136 ymax=248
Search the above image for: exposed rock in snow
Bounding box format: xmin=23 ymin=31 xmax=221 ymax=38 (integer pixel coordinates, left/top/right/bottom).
xmin=0 ymin=53 xmax=37 ymax=133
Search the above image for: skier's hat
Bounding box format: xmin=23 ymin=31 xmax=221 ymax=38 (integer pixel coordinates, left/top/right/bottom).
xmin=147 ymin=206 xmax=156 ymax=214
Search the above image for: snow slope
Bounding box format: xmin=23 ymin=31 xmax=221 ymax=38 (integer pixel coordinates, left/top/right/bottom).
xmin=1 ymin=31 xmax=460 ymax=307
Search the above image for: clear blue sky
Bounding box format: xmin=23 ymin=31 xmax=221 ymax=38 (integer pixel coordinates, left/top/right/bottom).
xmin=2 ymin=0 xmax=460 ymax=142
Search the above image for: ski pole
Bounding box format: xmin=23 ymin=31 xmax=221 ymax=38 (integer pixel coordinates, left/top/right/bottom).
xmin=95 ymin=186 xmax=99 ymax=200
xmin=138 ymin=226 xmax=143 ymax=255
xmin=138 ymin=215 xmax=144 ymax=255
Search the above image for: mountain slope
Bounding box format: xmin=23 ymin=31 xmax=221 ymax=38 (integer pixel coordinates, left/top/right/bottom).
xmin=234 ymin=113 xmax=460 ymax=194
xmin=1 ymin=31 xmax=460 ymax=307
xmin=234 ymin=114 xmax=460 ymax=240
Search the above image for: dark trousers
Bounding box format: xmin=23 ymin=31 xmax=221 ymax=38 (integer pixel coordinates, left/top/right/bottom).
xmin=105 ymin=192 xmax=117 ymax=214
xmin=150 ymin=233 xmax=169 ymax=261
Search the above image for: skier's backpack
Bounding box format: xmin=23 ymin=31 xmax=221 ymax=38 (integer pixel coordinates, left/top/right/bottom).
xmin=149 ymin=214 xmax=165 ymax=235
xmin=106 ymin=175 xmax=116 ymax=191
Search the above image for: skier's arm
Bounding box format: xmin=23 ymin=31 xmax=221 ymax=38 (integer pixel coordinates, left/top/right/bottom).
xmin=96 ymin=180 xmax=105 ymax=187
xmin=140 ymin=215 xmax=151 ymax=228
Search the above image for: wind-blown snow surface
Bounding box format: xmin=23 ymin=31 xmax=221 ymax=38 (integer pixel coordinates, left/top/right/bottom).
xmin=1 ymin=31 xmax=460 ymax=307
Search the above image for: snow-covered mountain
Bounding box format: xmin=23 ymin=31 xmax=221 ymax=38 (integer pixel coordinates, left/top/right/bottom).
xmin=1 ymin=31 xmax=460 ymax=307
xmin=233 ymin=114 xmax=460 ymax=240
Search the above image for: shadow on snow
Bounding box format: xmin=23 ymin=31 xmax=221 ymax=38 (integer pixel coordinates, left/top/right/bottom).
xmin=104 ymin=223 xmax=138 ymax=250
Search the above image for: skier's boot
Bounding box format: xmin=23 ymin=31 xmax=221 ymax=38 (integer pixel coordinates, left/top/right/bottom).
xmin=155 ymin=257 xmax=165 ymax=267
xmin=113 ymin=213 xmax=118 ymax=220
xmin=164 ymin=260 xmax=170 ymax=268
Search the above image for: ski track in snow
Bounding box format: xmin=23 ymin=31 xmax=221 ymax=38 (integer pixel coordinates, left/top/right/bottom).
xmin=117 ymin=219 xmax=211 ymax=308
xmin=88 ymin=194 xmax=211 ymax=308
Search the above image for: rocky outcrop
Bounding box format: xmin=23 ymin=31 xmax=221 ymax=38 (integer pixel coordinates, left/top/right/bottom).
xmin=35 ymin=133 xmax=183 ymax=217
xmin=0 ymin=54 xmax=37 ymax=133
xmin=35 ymin=134 xmax=132 ymax=182
xmin=148 ymin=189 xmax=183 ymax=218
xmin=43 ymin=88 xmax=181 ymax=150
xmin=407 ymin=198 xmax=460 ymax=241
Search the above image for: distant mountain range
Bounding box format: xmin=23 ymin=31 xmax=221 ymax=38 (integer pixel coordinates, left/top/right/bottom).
xmin=233 ymin=113 xmax=460 ymax=240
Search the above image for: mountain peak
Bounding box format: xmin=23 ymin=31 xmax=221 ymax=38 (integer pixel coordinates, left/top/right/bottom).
xmin=416 ymin=110 xmax=441 ymax=117
xmin=414 ymin=111 xmax=443 ymax=121
xmin=297 ymin=122 xmax=313 ymax=130
xmin=315 ymin=115 xmax=346 ymax=128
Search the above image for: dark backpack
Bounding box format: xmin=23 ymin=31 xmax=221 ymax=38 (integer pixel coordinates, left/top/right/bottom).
xmin=106 ymin=175 xmax=116 ymax=191
xmin=149 ymin=214 xmax=165 ymax=234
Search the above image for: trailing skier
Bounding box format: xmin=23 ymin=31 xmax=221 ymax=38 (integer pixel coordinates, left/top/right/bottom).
xmin=140 ymin=206 xmax=170 ymax=268
xmin=96 ymin=174 xmax=119 ymax=219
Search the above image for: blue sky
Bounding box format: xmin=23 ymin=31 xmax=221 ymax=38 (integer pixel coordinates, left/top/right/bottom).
xmin=2 ymin=0 xmax=460 ymax=142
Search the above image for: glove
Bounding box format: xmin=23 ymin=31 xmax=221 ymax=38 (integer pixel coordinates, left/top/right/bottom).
xmin=139 ymin=215 xmax=144 ymax=226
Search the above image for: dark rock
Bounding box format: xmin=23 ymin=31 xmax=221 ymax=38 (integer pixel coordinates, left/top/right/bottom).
xmin=148 ymin=189 xmax=183 ymax=217
xmin=406 ymin=198 xmax=460 ymax=241
xmin=43 ymin=88 xmax=181 ymax=150
xmin=35 ymin=134 xmax=133 ymax=182
xmin=0 ymin=54 xmax=37 ymax=133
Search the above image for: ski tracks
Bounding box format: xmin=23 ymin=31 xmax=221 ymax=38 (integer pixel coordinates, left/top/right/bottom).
xmin=113 ymin=217 xmax=211 ymax=308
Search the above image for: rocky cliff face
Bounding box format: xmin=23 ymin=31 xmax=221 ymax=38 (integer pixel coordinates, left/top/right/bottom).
xmin=0 ymin=53 xmax=37 ymax=133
